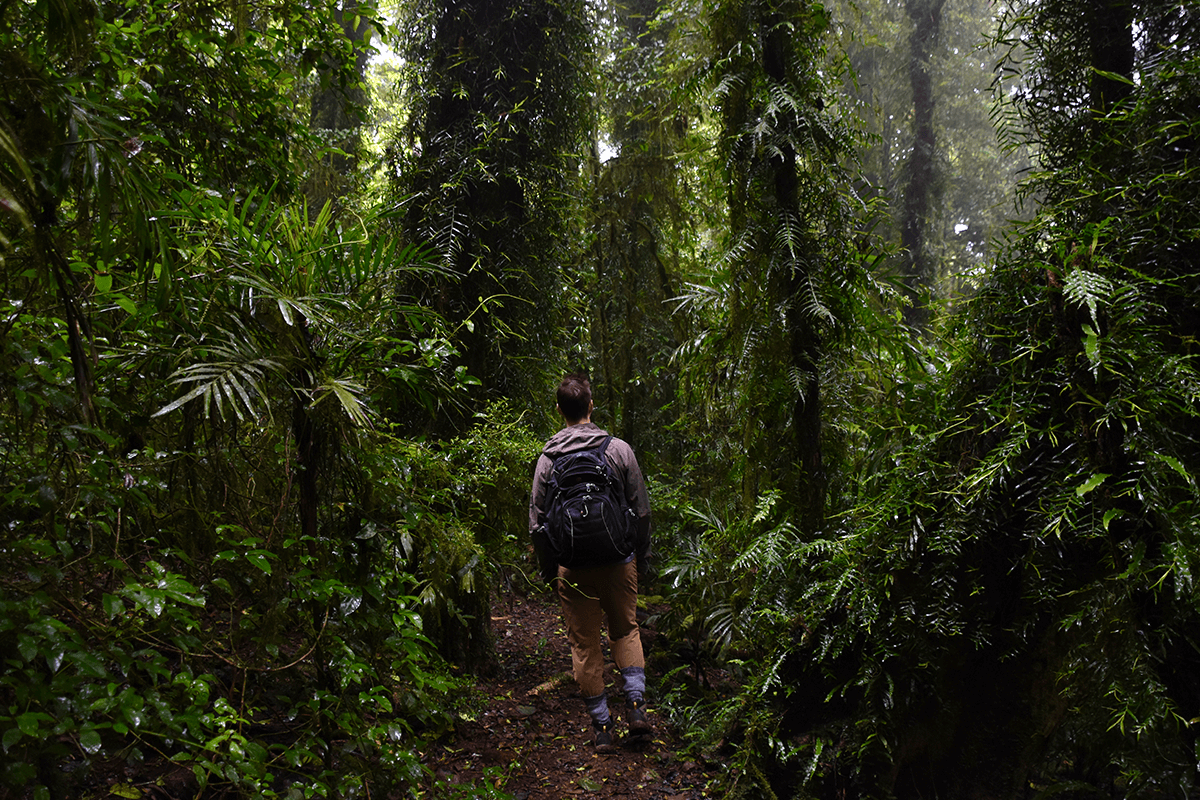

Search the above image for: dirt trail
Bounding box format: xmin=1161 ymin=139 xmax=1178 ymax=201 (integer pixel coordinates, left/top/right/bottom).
xmin=424 ymin=589 xmax=716 ymax=799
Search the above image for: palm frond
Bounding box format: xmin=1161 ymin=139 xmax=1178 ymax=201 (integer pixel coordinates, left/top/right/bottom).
xmin=313 ymin=376 xmax=374 ymax=429
xmin=153 ymin=345 xmax=280 ymax=422
xmin=229 ymin=271 xmax=341 ymax=330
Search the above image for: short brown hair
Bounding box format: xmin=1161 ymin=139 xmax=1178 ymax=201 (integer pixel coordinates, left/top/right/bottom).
xmin=556 ymin=373 xmax=592 ymax=423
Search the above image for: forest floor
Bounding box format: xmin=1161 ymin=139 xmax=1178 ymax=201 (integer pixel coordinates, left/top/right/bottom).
xmin=423 ymin=587 xmax=719 ymax=799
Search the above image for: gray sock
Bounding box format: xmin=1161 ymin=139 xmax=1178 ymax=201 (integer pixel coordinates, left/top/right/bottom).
xmin=584 ymin=692 xmax=610 ymax=725
xmin=620 ymin=667 xmax=646 ymax=704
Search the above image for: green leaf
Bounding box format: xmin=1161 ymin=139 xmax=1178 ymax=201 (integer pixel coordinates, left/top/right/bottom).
xmin=103 ymin=594 xmax=126 ymax=618
xmin=1081 ymin=323 xmax=1100 ymax=375
xmin=1152 ymin=453 xmax=1191 ymax=483
xmin=114 ymin=294 xmax=138 ymax=316
xmin=318 ymin=377 xmax=372 ymax=428
xmin=123 ymin=704 xmax=144 ymax=729
xmin=1076 ymin=473 xmax=1110 ymax=497
xmin=70 ymin=650 xmax=108 ymax=678
xmin=17 ymin=712 xmax=48 ymax=737
xmin=79 ymin=728 xmax=102 ymax=754
xmin=245 ymin=551 xmax=273 ymax=574
xmin=17 ymin=634 xmax=37 ymax=663
xmin=1091 ymin=67 xmax=1135 ymax=86
xmin=0 ymin=127 xmax=36 ymax=193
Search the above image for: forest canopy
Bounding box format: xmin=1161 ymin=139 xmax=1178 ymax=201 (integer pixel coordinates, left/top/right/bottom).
xmin=2 ymin=0 xmax=1198 ymax=798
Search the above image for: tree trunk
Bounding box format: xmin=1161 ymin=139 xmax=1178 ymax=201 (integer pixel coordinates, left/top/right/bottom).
xmin=1088 ymin=0 xmax=1134 ymax=114
xmin=305 ymin=0 xmax=373 ymax=216
xmin=591 ymin=0 xmax=679 ymax=457
xmin=899 ymin=0 xmax=945 ymax=332
xmin=764 ymin=7 xmax=825 ymax=528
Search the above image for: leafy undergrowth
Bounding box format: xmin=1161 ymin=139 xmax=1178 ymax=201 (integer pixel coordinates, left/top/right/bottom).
xmin=424 ymin=588 xmax=717 ymax=800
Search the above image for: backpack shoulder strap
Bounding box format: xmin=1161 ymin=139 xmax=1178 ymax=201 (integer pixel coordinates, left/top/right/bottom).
xmin=596 ymin=435 xmax=613 ymax=458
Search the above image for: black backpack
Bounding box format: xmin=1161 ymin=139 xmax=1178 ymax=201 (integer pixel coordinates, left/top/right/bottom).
xmin=543 ymin=436 xmax=635 ymax=569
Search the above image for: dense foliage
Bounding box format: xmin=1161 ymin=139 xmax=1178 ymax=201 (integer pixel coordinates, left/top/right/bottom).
xmin=0 ymin=0 xmax=532 ymax=796
xmin=3 ymin=0 xmax=1198 ymax=797
xmin=649 ymin=0 xmax=1200 ymax=797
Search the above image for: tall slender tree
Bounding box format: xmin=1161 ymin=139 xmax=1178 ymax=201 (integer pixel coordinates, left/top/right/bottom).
xmin=305 ymin=0 xmax=376 ymax=215
xmin=587 ymin=0 xmax=684 ymax=460
xmin=391 ymin=0 xmax=592 ymax=417
xmin=897 ymin=0 xmax=945 ymax=329
xmin=695 ymin=0 xmax=862 ymax=526
xmin=835 ymin=0 xmax=1030 ymax=311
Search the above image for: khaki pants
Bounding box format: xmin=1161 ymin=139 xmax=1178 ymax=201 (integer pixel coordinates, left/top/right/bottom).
xmin=556 ymin=559 xmax=644 ymax=698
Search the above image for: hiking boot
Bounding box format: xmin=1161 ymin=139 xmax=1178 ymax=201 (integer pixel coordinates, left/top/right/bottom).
xmin=592 ymin=719 xmax=617 ymax=754
xmin=625 ymin=699 xmax=652 ymax=738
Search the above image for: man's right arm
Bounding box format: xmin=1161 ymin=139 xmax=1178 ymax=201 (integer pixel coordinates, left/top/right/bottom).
xmin=529 ymin=453 xmax=548 ymax=534
xmin=529 ymin=454 xmax=558 ymax=583
xmin=616 ymin=444 xmax=652 ymax=568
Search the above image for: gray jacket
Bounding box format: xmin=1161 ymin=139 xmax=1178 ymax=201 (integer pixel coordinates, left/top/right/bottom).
xmin=529 ymin=422 xmax=652 ymax=572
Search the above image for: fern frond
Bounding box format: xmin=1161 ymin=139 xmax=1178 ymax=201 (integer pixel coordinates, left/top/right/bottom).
xmin=1063 ymin=267 xmax=1113 ymax=327
xmin=774 ymin=210 xmax=808 ymax=261
xmin=765 ymin=82 xmax=804 ymax=121
xmin=712 ymin=69 xmax=748 ymax=103
xmin=732 ymin=522 xmax=800 ymax=573
xmin=796 ymin=272 xmax=834 ymax=325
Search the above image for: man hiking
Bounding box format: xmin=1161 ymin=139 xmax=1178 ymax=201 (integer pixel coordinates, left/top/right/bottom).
xmin=529 ymin=373 xmax=653 ymax=752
